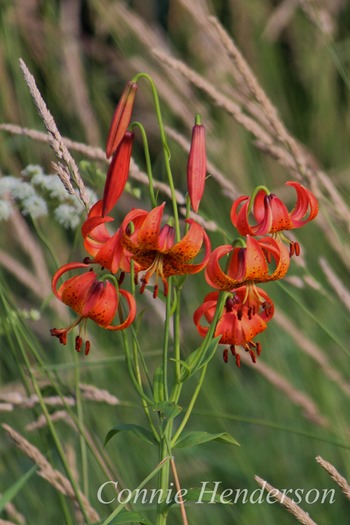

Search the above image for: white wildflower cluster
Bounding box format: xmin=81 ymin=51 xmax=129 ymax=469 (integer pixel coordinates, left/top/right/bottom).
xmin=0 ymin=165 xmax=97 ymax=229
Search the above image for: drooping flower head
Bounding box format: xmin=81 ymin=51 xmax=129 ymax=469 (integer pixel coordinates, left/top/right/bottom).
xmin=106 ymin=81 xmax=138 ymax=159
xmin=230 ymin=182 xmax=319 ymax=255
xmin=187 ymin=116 xmax=207 ymax=213
xmin=121 ymin=202 xmax=211 ymax=298
xmin=194 ymin=286 xmax=274 ymax=367
xmin=50 ymin=262 xmax=136 ymax=354
xmin=81 ymin=199 xmax=135 ymax=275
xmin=205 ymin=235 xmax=290 ymax=292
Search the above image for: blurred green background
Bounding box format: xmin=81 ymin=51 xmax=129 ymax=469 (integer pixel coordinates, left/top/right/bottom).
xmin=0 ymin=1 xmax=350 ymax=524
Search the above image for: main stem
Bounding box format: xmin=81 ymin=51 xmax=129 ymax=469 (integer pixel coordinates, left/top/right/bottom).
xmin=156 ymin=422 xmax=173 ymax=525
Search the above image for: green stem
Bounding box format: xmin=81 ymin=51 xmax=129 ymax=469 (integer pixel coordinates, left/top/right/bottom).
xmin=122 ymin=330 xmax=154 ymax=405
xmin=156 ymin=423 xmax=173 ymax=525
xmin=162 ymin=278 xmax=173 ymax=401
xmin=171 ymin=291 xmax=229 ymax=443
xmin=133 ymin=72 xmax=180 ymax=241
xmin=171 ymin=365 xmax=207 ymax=447
xmin=131 ymin=120 xmax=157 ymax=207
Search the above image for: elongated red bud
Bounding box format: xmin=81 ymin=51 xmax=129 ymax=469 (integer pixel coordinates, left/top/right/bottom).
xmin=187 ymin=118 xmax=206 ymax=213
xmin=102 ymin=131 xmax=134 ymax=216
xmin=106 ymin=81 xmax=137 ymax=159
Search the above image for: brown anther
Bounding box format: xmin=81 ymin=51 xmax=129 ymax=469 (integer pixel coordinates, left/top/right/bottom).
xmin=140 ymin=279 xmax=147 ymax=294
xmin=225 ymin=297 xmax=235 ymax=312
xmin=248 ymin=307 xmax=253 ymax=320
xmin=134 ymin=273 xmax=139 ymax=285
xmin=163 ymin=281 xmax=169 ymax=297
xmin=249 ymin=350 xmax=256 ymax=363
xmin=237 ymin=307 xmax=243 ymax=321
xmin=289 ymin=243 xmax=295 ymax=257
xmin=294 ymin=242 xmax=301 ymax=256
xmin=256 ymin=342 xmax=262 ymax=356
xmin=235 ymin=353 xmax=241 ymax=368
xmin=118 ymin=272 xmax=125 ymax=286
xmin=153 ymin=285 xmax=159 ymax=299
xmin=75 ymin=335 xmax=83 ymax=352
xmin=223 ymin=348 xmax=228 ymax=363
xmin=83 ymin=257 xmax=94 ymax=264
xmin=85 ymin=340 xmax=91 ymax=356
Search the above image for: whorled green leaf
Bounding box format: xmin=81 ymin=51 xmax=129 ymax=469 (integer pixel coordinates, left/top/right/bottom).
xmin=179 ymin=336 xmax=221 ymax=382
xmin=152 ymin=401 xmax=182 ymax=422
xmin=173 ymin=430 xmax=239 ymax=449
xmin=104 ymin=424 xmax=157 ymax=447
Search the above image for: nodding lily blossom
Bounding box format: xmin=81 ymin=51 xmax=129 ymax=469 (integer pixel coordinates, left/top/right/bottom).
xmin=102 ymin=131 xmax=134 ymax=217
xmin=106 ymin=81 xmax=138 ymax=159
xmin=205 ymin=235 xmax=290 ymax=291
xmin=50 ymin=262 xmax=136 ymax=354
xmin=193 ymin=286 xmax=274 ymax=367
xmin=230 ymin=181 xmax=318 ymax=255
xmin=187 ymin=119 xmax=206 ymax=213
xmin=121 ymin=202 xmax=211 ymax=298
xmin=81 ymin=200 xmax=134 ymax=275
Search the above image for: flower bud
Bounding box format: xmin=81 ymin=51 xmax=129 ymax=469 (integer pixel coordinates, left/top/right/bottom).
xmin=187 ymin=118 xmax=206 ymax=213
xmin=102 ymin=131 xmax=134 ymax=216
xmin=106 ymin=81 xmax=137 ymax=159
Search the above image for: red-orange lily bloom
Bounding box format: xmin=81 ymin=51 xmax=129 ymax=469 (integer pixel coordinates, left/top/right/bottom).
xmin=121 ymin=203 xmax=211 ymax=297
xmin=194 ymin=286 xmax=274 ymax=367
xmin=230 ymin=182 xmax=318 ymax=255
xmin=106 ymin=81 xmax=137 ymax=159
xmin=187 ymin=119 xmax=206 ymax=213
xmin=50 ymin=262 xmax=136 ymax=354
xmin=205 ymin=235 xmax=290 ymax=291
xmin=81 ymin=200 xmax=133 ymax=275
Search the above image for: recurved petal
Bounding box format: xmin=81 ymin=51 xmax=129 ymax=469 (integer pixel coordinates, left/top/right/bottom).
xmin=287 ymin=181 xmax=319 ymax=227
xmin=243 ymin=236 xmax=269 ymax=281
xmin=169 ymin=219 xmax=205 ymax=262
xmin=93 ymin=229 xmax=129 ymax=274
xmin=59 ymin=271 xmax=97 ymax=314
xmin=230 ymin=196 xmax=251 ymax=234
xmin=136 ymin=203 xmax=165 ymax=249
xmin=205 ymin=245 xmax=238 ymax=290
xmin=87 ymin=280 xmax=119 ymax=326
xmin=258 ymin=237 xmax=290 ymax=281
xmin=104 ymin=289 xmax=136 ymax=331
xmin=52 ymin=262 xmax=92 ymax=300
xmin=236 ymin=311 xmax=268 ymax=344
xmin=193 ymin=299 xmax=217 ymax=338
xmin=268 ymin=194 xmax=293 ymax=232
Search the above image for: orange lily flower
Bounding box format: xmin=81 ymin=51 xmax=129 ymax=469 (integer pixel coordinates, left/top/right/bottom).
xmin=230 ymin=182 xmax=318 ymax=255
xmin=121 ymin=203 xmax=211 ymax=297
xmin=194 ymin=286 xmax=274 ymax=367
xmin=81 ymin=200 xmax=135 ymax=275
xmin=106 ymin=81 xmax=137 ymax=159
xmin=50 ymin=262 xmax=136 ymax=354
xmin=187 ymin=119 xmax=206 ymax=213
xmin=205 ymin=235 xmax=290 ymax=291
